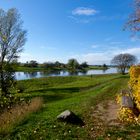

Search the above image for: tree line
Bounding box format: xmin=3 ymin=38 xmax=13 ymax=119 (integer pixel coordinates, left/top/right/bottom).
xmin=21 ymin=53 xmax=138 ymax=75
xmin=19 ymin=59 xmax=109 ymax=72
xmin=20 ymin=59 xmax=89 ymax=70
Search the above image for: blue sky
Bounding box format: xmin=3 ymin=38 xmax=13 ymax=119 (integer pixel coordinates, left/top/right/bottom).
xmin=0 ymin=0 xmax=140 ymax=64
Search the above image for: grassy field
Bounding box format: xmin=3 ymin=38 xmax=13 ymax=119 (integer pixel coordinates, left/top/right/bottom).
xmin=0 ymin=74 xmax=140 ymax=140
xmin=16 ymin=65 xmax=107 ymax=72
xmin=16 ymin=66 xmax=52 ymax=72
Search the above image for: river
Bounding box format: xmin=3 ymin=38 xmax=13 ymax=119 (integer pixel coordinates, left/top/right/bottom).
xmin=15 ymin=67 xmax=121 ymax=80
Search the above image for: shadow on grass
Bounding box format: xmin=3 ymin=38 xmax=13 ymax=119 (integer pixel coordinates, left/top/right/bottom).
xmin=23 ymin=94 xmax=68 ymax=103
xmin=39 ymin=93 xmax=69 ymax=103
xmin=26 ymin=87 xmax=80 ymax=94
xmin=23 ymin=87 xmax=80 ymax=103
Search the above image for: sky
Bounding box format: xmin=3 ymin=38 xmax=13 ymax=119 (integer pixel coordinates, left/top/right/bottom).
xmin=0 ymin=0 xmax=140 ymax=65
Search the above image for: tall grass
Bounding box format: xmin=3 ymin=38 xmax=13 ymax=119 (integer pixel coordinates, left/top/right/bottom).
xmin=0 ymin=97 xmax=43 ymax=134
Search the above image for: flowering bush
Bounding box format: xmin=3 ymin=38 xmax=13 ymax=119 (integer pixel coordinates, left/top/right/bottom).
xmin=117 ymin=66 xmax=140 ymax=124
xmin=129 ymin=66 xmax=140 ymax=110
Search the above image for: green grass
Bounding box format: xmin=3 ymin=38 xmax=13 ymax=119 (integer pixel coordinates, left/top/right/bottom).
xmin=16 ymin=66 xmax=49 ymax=72
xmin=1 ymin=74 xmax=140 ymax=139
xmin=87 ymin=65 xmax=109 ymax=70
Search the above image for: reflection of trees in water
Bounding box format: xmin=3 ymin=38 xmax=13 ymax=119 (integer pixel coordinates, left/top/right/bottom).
xmin=117 ymin=67 xmax=126 ymax=74
xmin=69 ymin=70 xmax=78 ymax=76
xmin=14 ymin=72 xmax=21 ymax=79
xmin=62 ymin=70 xmax=67 ymax=74
xmin=116 ymin=67 xmax=129 ymax=74
xmin=51 ymin=70 xmax=61 ymax=75
xmin=15 ymin=68 xmax=119 ymax=80
xmin=24 ymin=72 xmax=29 ymax=78
xmin=117 ymin=68 xmax=120 ymax=73
xmin=30 ymin=72 xmax=38 ymax=78
xmin=68 ymin=69 xmax=88 ymax=76
xmin=39 ymin=69 xmax=88 ymax=76
xmin=80 ymin=69 xmax=87 ymax=75
xmin=24 ymin=72 xmax=37 ymax=78
xmin=40 ymin=70 xmax=61 ymax=76
xmin=20 ymin=68 xmax=114 ymax=79
xmin=102 ymin=69 xmax=107 ymax=73
xmin=17 ymin=72 xmax=21 ymax=76
xmin=40 ymin=71 xmax=48 ymax=76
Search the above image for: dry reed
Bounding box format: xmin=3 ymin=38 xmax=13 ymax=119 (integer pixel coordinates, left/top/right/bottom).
xmin=0 ymin=97 xmax=43 ymax=134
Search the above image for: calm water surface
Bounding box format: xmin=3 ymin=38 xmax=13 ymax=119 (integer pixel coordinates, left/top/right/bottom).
xmin=15 ymin=68 xmax=120 ymax=80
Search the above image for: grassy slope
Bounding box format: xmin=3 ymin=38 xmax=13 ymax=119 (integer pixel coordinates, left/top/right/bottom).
xmin=1 ymin=74 xmax=139 ymax=139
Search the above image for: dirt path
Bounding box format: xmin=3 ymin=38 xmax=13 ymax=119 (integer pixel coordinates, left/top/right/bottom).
xmin=87 ymin=100 xmax=122 ymax=138
xmin=94 ymin=100 xmax=120 ymax=126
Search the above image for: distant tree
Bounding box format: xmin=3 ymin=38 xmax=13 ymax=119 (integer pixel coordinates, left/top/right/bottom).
xmin=111 ymin=53 xmax=137 ymax=75
xmin=54 ymin=61 xmax=61 ymax=68
xmin=80 ymin=62 xmax=88 ymax=68
xmin=40 ymin=62 xmax=46 ymax=68
xmin=42 ymin=62 xmax=55 ymax=69
xmin=24 ymin=61 xmax=29 ymax=67
xmin=28 ymin=60 xmax=38 ymax=67
xmin=67 ymin=59 xmax=79 ymax=70
xmin=102 ymin=64 xmax=108 ymax=69
xmin=60 ymin=63 xmax=66 ymax=68
xmin=0 ymin=8 xmax=27 ymax=95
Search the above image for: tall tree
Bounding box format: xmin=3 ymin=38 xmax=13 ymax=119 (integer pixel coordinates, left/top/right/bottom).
xmin=111 ymin=53 xmax=137 ymax=75
xmin=67 ymin=59 xmax=79 ymax=70
xmin=28 ymin=60 xmax=38 ymax=67
xmin=0 ymin=8 xmax=27 ymax=95
xmin=80 ymin=62 xmax=88 ymax=68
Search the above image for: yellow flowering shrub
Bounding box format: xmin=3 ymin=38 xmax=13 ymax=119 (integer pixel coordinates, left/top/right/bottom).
xmin=118 ymin=108 xmax=137 ymax=123
xmin=117 ymin=66 xmax=140 ymax=124
xmin=129 ymin=66 xmax=140 ymax=110
xmin=129 ymin=66 xmax=140 ymax=91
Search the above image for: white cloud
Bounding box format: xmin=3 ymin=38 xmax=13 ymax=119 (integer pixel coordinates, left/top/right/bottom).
xmin=81 ymin=53 xmax=110 ymax=64
xmin=68 ymin=16 xmax=78 ymax=22
xmin=19 ymin=52 xmax=68 ymax=63
xmin=121 ymin=47 xmax=140 ymax=55
xmin=72 ymin=7 xmax=98 ymax=16
xmin=70 ymin=47 xmax=140 ymax=65
xmin=19 ymin=53 xmax=36 ymax=62
xmin=69 ymin=11 xmax=126 ymax=24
